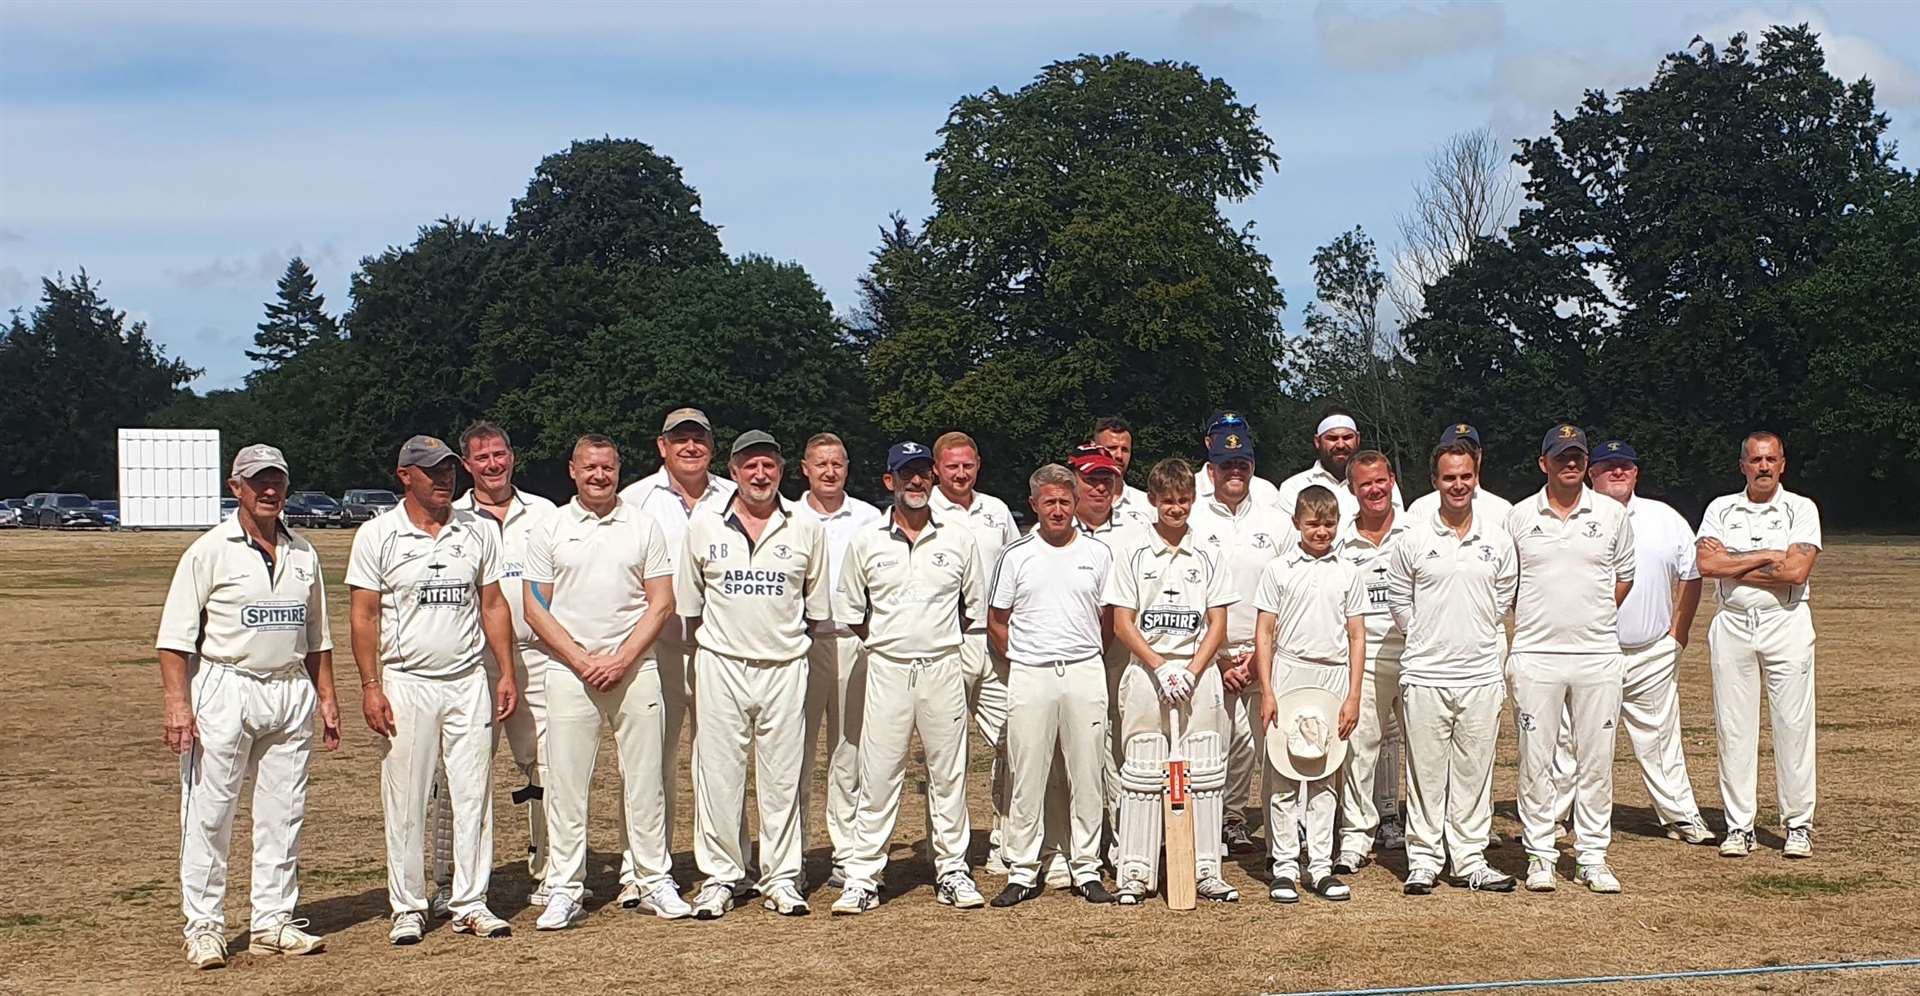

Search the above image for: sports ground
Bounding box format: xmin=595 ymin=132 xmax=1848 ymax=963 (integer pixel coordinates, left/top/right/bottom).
xmin=2 ymin=529 xmax=1916 ymax=995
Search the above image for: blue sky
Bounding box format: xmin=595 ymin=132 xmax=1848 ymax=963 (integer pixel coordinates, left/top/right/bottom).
xmin=4 ymin=1 xmax=1917 ymax=391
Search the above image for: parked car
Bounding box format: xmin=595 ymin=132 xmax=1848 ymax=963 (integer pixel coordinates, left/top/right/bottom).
xmin=0 ymin=499 xmax=20 ymax=528
xmin=221 ymin=497 xmax=239 ymax=517
xmin=37 ymin=493 xmax=107 ymax=529
xmin=22 ymin=493 xmax=50 ymax=524
xmin=342 ymin=488 xmax=399 ymax=523
xmin=94 ymin=499 xmax=120 ymax=528
xmin=285 ymin=491 xmax=347 ymax=529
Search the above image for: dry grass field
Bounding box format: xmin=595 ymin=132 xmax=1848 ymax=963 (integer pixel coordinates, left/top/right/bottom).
xmin=2 ymin=528 xmax=1917 ymax=996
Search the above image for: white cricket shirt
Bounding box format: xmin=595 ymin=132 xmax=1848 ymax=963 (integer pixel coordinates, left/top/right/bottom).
xmin=1336 ymin=511 xmax=1415 ymax=665
xmin=454 ymin=487 xmax=557 ymax=645
xmin=1275 ymin=463 xmax=1404 ymax=522
xmin=1186 ymin=496 xmax=1295 ymax=647
xmin=156 ymin=515 xmax=333 ymax=673
xmin=1505 ymin=487 xmax=1636 ymax=655
xmin=1112 ymin=485 xmax=1156 ymax=527
xmin=1387 ymin=511 xmax=1518 ymax=687
xmin=1194 ymin=467 xmax=1287 ymax=510
xmin=620 ymin=468 xmax=738 ymax=642
xmin=1101 ymin=526 xmax=1236 ymax=661
xmin=1697 ymin=487 xmax=1823 ymax=613
xmin=989 ymin=530 xmax=1112 ymax=665
xmin=1407 ymin=486 xmax=1514 ymax=525
xmin=1615 ymin=494 xmax=1701 ymax=646
xmin=1253 ymin=545 xmax=1369 ymax=665
xmin=346 ymin=504 xmax=504 ymax=678
xmin=800 ymin=491 xmax=884 ymax=633
xmin=835 ymin=511 xmax=984 ymax=658
xmin=678 ymin=496 xmax=831 ymax=662
xmin=521 ymin=496 xmax=675 ymax=658
xmin=930 ymin=487 xmax=1019 ymax=632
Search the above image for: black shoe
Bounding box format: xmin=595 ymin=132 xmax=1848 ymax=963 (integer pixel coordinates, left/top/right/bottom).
xmin=1072 ymin=880 xmax=1117 ymax=904
xmin=1222 ymin=821 xmax=1258 ymax=855
xmin=990 ymin=883 xmax=1043 ymax=908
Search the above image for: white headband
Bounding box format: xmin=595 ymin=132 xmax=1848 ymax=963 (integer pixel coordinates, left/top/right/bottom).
xmin=1315 ymin=414 xmax=1358 ymax=437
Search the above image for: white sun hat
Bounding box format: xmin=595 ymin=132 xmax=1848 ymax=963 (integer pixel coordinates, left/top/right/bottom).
xmin=1266 ymin=684 xmax=1349 ymax=782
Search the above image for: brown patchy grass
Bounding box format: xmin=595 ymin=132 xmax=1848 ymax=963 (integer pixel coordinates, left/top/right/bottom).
xmin=1 ymin=529 xmax=1917 ymax=996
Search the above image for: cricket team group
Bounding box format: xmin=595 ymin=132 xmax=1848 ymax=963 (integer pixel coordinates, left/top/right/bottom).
xmin=157 ymin=404 xmax=1823 ymax=968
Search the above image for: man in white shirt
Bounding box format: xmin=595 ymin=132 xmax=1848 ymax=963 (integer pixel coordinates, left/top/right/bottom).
xmin=347 ymin=435 xmax=519 ymax=943
xmin=522 ymin=434 xmax=687 ymax=929
xmin=1505 ymin=424 xmax=1636 ymax=895
xmin=987 ymin=464 xmax=1119 ymax=907
xmin=1386 ymin=441 xmax=1518 ymax=895
xmin=830 ymin=442 xmax=988 ymax=914
xmin=157 ymin=444 xmax=339 ymax=969
xmin=1275 ymin=408 xmax=1404 ymax=521
xmin=1070 ymin=443 xmax=1143 ymax=839
xmin=1407 ymin=423 xmax=1514 ymax=523
xmin=929 ymin=431 xmax=1021 ymax=871
xmin=1559 ymin=441 xmax=1712 ymax=846
xmin=1695 ymin=431 xmax=1822 ymax=859
xmin=1193 ymin=410 xmax=1286 ymax=508
xmin=1092 ymin=415 xmax=1155 ymax=525
xmin=797 ymin=432 xmax=884 ymax=887
xmin=1334 ymin=450 xmax=1414 ymax=872
xmin=678 ymin=430 xmax=832 ymax=919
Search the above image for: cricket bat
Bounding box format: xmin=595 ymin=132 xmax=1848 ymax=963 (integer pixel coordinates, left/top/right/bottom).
xmin=1164 ymin=704 xmax=1197 ymax=910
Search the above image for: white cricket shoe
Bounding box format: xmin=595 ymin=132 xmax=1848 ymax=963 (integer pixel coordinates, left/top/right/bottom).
xmin=1113 ymin=879 xmax=1150 ymax=906
xmin=1784 ymin=827 xmax=1813 ymax=859
xmin=250 ymin=914 xmax=324 ymax=955
xmin=184 ymin=929 xmax=227 ymax=970
xmin=1574 ymin=863 xmax=1621 ymax=894
xmin=761 ymin=882 xmax=810 ymax=916
xmin=528 ymin=883 xmax=588 ymax=908
xmin=1403 ymin=869 xmax=1438 ymax=896
xmin=450 ymin=907 xmax=511 ymax=938
xmin=428 ymin=887 xmax=453 ymax=919
xmin=831 ymin=885 xmax=878 ymax=916
xmin=1465 ymin=867 xmax=1516 ymax=893
xmin=1720 ymin=829 xmax=1756 ymax=858
xmin=1525 ymin=857 xmax=1557 ymax=893
xmin=691 ymin=882 xmax=735 ymax=920
xmin=637 ymin=882 xmax=692 ymax=920
xmin=616 ymin=881 xmax=644 ymax=909
xmin=936 ymin=871 xmax=986 ymax=909
xmin=535 ymin=892 xmax=584 ymax=931
xmin=1196 ymin=875 xmax=1240 ymax=903
xmin=1666 ymin=820 xmax=1715 ymax=846
xmin=388 ymin=911 xmax=426 ymax=945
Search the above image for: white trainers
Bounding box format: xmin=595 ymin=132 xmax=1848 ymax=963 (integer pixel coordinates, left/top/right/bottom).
xmin=1196 ymin=875 xmax=1240 ymax=903
xmin=832 ymin=885 xmax=878 ymax=915
xmin=761 ymin=881 xmax=810 ymax=916
xmin=1666 ymin=820 xmax=1715 ymax=846
xmin=1574 ymin=863 xmax=1621 ymax=894
xmin=529 ymin=883 xmax=589 ymax=908
xmin=1465 ymin=867 xmax=1516 ymax=893
xmin=1720 ymin=828 xmax=1756 ymax=858
xmin=1784 ymin=827 xmax=1813 ymax=859
xmin=616 ymin=881 xmax=644 ymax=909
xmin=184 ymin=929 xmax=227 ymax=969
xmin=450 ymin=907 xmax=512 ymax=938
xmin=428 ymin=887 xmax=452 ymax=919
xmin=388 ymin=910 xmax=426 ymax=945
xmin=936 ymin=871 xmax=986 ymax=909
xmin=535 ymin=892 xmax=584 ymax=931
xmin=691 ymin=882 xmax=735 ymax=920
xmin=1403 ymin=869 xmax=1438 ymax=896
xmin=250 ymin=914 xmax=324 ymax=955
xmin=637 ymin=882 xmax=693 ymax=920
xmin=1525 ymin=857 xmax=1557 ymax=892
xmin=1377 ymin=819 xmax=1406 ymax=851
xmin=1113 ymin=879 xmax=1150 ymax=906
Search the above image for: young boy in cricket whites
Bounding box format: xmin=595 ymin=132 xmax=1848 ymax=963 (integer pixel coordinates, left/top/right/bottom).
xmin=1253 ymin=485 xmax=1368 ymax=903
xmin=1103 ymin=458 xmax=1240 ymax=905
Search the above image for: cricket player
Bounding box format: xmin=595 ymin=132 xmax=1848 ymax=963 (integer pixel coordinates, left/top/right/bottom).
xmin=1092 ymin=415 xmax=1155 ymax=526
xmin=1253 ymin=485 xmax=1367 ymax=903
xmin=1505 ymin=424 xmax=1635 ymax=894
xmin=988 ymin=464 xmax=1118 ymax=907
xmin=1695 ymin=431 xmax=1822 ymax=859
xmin=1334 ymin=450 xmax=1413 ymax=872
xmin=678 ymin=430 xmax=831 ymax=919
xmin=831 ymin=442 xmax=988 ymax=914
xmin=798 ymin=432 xmax=884 ymax=888
xmin=348 ymin=435 xmax=519 ymax=944
xmin=1387 ymin=441 xmax=1518 ymax=894
xmin=1406 ymin=423 xmax=1514 ymax=522
xmin=1104 ymin=458 xmax=1238 ymax=904
xmin=929 ymin=431 xmax=1021 ymax=872
xmin=1193 ymin=410 xmax=1286 ymax=509
xmin=1555 ymin=441 xmax=1713 ymax=846
xmin=1274 ymin=408 xmax=1403 ymax=521
xmin=1184 ymin=427 xmax=1292 ymax=854
xmin=522 ymin=434 xmax=688 ymax=929
xmin=159 ymin=443 xmax=339 ymax=969
xmin=1070 ymin=443 xmax=1145 ymax=849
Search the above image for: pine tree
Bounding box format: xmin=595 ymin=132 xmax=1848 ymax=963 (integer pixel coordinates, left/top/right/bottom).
xmin=248 ymin=257 xmax=339 ymax=368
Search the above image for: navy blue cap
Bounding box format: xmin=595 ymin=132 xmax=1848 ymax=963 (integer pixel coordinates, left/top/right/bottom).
xmin=1205 ymin=409 xmax=1251 ymax=435
xmin=886 ymin=441 xmax=933 ymax=474
xmin=1438 ymin=422 xmax=1481 ymax=448
xmin=1207 ymin=427 xmax=1256 ymax=464
xmin=1593 ymin=440 xmax=1638 ymax=465
xmin=1541 ymin=423 xmax=1588 ymax=458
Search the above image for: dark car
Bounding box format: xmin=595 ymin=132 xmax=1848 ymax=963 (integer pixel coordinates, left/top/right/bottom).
xmin=221 ymin=497 xmax=239 ymax=517
xmin=285 ymin=491 xmax=347 ymax=529
xmin=94 ymin=500 xmax=120 ymax=528
xmin=38 ymin=493 xmax=107 ymax=529
xmin=342 ymin=488 xmax=399 ymax=523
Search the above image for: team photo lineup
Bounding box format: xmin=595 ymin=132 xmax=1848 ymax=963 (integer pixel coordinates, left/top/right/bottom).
xmin=162 ymin=402 xmax=1822 ymax=968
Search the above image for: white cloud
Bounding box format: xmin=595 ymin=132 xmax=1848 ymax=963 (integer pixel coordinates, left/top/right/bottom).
xmin=1475 ymin=49 xmax=1650 ymax=141
xmin=167 ymin=245 xmax=345 ymax=290
xmin=1696 ymin=6 xmax=1920 ymax=108
xmin=1313 ymin=0 xmax=1503 ymax=72
xmin=1177 ymin=3 xmax=1271 ymax=41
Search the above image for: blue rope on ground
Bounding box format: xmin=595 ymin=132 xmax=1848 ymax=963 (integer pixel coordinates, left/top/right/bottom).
xmin=1261 ymin=957 xmax=1920 ymax=996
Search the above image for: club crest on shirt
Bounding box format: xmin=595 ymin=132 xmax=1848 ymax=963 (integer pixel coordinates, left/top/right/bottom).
xmin=931 ymin=551 xmax=949 ymax=566
xmin=983 ymin=513 xmax=1000 ymax=527
xmin=1584 ymin=521 xmax=1602 ymax=538
xmin=1252 ymin=533 xmax=1272 ymax=549
xmin=1185 ymin=567 xmax=1202 ymax=583
xmin=293 ymin=566 xmax=312 ymax=582
xmin=773 ymin=543 xmax=792 ymax=560
xmin=450 ymin=544 xmax=464 ymax=558
xmin=1479 ymin=545 xmax=1495 ymax=561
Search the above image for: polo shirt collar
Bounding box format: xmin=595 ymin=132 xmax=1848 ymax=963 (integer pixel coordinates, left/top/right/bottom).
xmin=1146 ymin=525 xmax=1194 ymax=557
xmin=1205 ymin=495 xmax=1253 ymax=520
xmin=220 ymin=510 xmax=291 ymax=545
xmin=1339 ymin=510 xmax=1406 ymax=548
xmin=566 ymin=496 xmax=628 ymax=523
xmin=1532 ymin=485 xmax=1597 ymax=517
xmin=880 ymin=505 xmax=946 ymax=538
xmin=456 ymin=486 xmax=531 ymax=524
xmin=804 ymin=491 xmax=859 ymax=520
xmin=1287 ymin=543 xmax=1339 ymax=565
xmin=1735 ymin=487 xmax=1787 ymax=511
xmin=393 ymin=502 xmax=467 ymax=539
xmin=725 ymin=493 xmax=792 ymax=532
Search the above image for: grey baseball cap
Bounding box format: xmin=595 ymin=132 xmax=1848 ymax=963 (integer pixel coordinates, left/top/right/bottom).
xmin=397 ymin=434 xmax=459 ymax=468
xmin=231 ymin=443 xmax=288 ymax=479
xmin=729 ymin=429 xmax=781 ymax=458
xmin=661 ymin=407 xmax=712 ymax=434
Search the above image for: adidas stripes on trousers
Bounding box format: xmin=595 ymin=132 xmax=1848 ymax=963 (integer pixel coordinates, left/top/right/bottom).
xmin=1510 ymin=651 xmax=1622 ymax=866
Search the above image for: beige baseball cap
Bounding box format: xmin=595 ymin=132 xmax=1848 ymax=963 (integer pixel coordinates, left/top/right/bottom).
xmin=661 ymin=407 xmax=712 ymax=434
xmin=397 ymin=434 xmax=458 ymax=468
xmin=231 ymin=443 xmax=289 ymax=479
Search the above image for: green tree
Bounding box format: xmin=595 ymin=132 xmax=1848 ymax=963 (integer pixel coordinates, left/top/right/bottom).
xmin=507 ymin=137 xmax=726 ymax=272
xmin=246 ymin=257 xmax=338 ymax=371
xmin=1290 ymin=226 xmax=1423 ymax=481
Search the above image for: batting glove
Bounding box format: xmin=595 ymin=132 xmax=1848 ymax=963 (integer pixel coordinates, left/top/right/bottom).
xmin=1154 ymin=663 xmax=1195 ymax=703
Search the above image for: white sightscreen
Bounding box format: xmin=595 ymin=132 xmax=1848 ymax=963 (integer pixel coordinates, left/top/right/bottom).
xmin=118 ymin=428 xmax=221 ymax=529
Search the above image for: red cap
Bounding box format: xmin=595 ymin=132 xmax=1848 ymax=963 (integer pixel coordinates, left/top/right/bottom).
xmin=1068 ymin=443 xmax=1122 ymax=477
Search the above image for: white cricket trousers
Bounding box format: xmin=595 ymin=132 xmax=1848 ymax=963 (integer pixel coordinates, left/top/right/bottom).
xmin=178 ymin=662 xmax=315 ymax=936
xmin=1265 ymin=661 xmax=1349 ymax=881
xmin=1551 ymin=636 xmax=1705 ymax=828
xmin=960 ymin=630 xmax=1011 ymax=839
xmin=1399 ymin=681 xmax=1504 ymax=877
xmin=692 ymin=648 xmax=809 ymax=890
xmin=1004 ymin=657 xmax=1109 ymax=887
xmin=805 ymin=631 xmax=866 ymax=870
xmin=379 ymin=666 xmax=495 ymax=917
xmin=434 ymin=645 xmax=547 ymax=889
xmin=540 ymin=655 xmax=671 ymax=901
xmin=844 ymin=651 xmax=972 ymax=889
xmin=1709 ymin=604 xmax=1817 ymax=832
xmin=1220 ymin=643 xmax=1263 ymax=830
xmin=655 ymin=633 xmax=696 ymax=850
xmin=1339 ymin=656 xmax=1404 ymax=857
xmin=1509 ymin=651 xmax=1622 ymax=865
